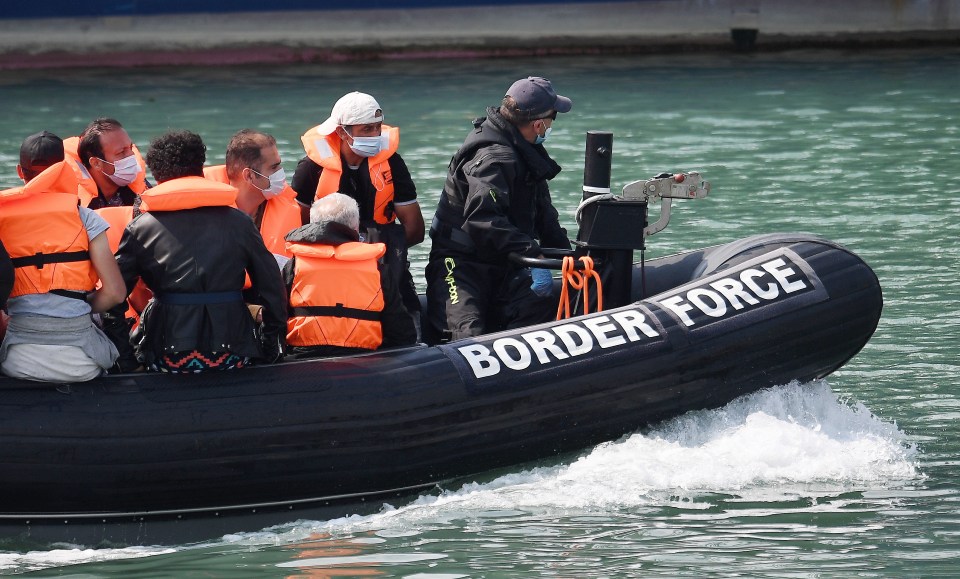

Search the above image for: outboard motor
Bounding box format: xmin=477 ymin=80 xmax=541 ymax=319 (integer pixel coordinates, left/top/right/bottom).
xmin=575 ymin=131 xmax=710 ymax=308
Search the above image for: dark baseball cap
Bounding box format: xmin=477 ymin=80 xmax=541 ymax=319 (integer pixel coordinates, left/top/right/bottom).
xmin=19 ymin=131 xmax=65 ymax=173
xmin=505 ymin=76 xmax=573 ymax=120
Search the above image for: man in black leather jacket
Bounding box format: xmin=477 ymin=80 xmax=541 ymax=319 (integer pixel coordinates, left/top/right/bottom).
xmin=424 ymin=77 xmax=573 ymax=344
xmin=113 ymin=130 xmax=287 ymax=372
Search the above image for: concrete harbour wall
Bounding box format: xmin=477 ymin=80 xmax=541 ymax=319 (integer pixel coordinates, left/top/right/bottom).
xmin=1 ymin=0 xmax=958 ymax=69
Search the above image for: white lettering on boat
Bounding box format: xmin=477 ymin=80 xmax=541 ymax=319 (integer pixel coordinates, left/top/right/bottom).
xmin=655 ymin=256 xmax=809 ymax=327
xmin=457 ymin=309 xmax=659 ymax=379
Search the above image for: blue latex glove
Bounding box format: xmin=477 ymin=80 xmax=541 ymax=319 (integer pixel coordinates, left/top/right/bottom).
xmin=529 ymin=268 xmax=554 ymax=297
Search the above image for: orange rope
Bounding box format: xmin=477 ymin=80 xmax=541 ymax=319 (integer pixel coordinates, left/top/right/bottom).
xmin=555 ymin=256 xmax=603 ymax=320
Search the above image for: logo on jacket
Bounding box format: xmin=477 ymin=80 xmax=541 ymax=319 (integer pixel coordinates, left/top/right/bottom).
xmin=444 ymin=257 xmax=459 ymax=305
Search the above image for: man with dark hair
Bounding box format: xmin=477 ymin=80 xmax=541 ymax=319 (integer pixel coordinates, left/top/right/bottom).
xmin=424 ymin=76 xmax=573 ymax=344
xmin=144 ymin=130 xmax=207 ymax=181
xmin=0 ymin=131 xmax=126 ymax=382
xmin=72 ymin=117 xmax=148 ymax=209
xmin=112 ymin=130 xmax=287 ymax=372
xmin=203 ymin=129 xmax=301 ymax=259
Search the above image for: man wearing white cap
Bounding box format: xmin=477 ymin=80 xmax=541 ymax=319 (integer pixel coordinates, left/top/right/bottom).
xmin=424 ymin=76 xmax=573 ymax=344
xmin=293 ymin=91 xmax=424 ymax=328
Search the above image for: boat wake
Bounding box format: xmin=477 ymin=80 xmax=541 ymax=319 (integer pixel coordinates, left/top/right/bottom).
xmin=0 ymin=379 xmax=919 ymax=573
xmin=280 ymin=379 xmax=919 ymax=536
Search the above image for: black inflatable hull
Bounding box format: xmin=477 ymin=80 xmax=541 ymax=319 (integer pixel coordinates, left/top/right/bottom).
xmin=0 ymin=234 xmax=882 ymax=546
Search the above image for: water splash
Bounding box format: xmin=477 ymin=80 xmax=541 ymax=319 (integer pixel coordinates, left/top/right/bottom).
xmin=291 ymin=380 xmax=918 ymax=535
xmin=0 ymin=545 xmax=173 ymax=574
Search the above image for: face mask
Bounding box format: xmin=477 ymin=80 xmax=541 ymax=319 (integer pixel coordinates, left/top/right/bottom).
xmin=535 ymin=125 xmax=552 ymax=145
xmin=251 ymin=167 xmax=286 ymax=199
xmin=348 ymin=135 xmax=385 ymax=158
xmin=100 ymin=154 xmax=141 ymax=186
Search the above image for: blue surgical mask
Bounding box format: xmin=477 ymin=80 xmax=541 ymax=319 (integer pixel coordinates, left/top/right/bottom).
xmin=534 ymin=126 xmax=552 ymax=145
xmin=251 ymin=167 xmax=286 ymax=198
xmin=348 ymin=135 xmax=385 ymax=158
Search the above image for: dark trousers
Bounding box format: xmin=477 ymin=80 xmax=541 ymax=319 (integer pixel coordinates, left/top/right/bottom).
xmin=367 ymin=221 xmax=421 ymax=338
xmin=423 ymin=253 xmax=555 ymax=345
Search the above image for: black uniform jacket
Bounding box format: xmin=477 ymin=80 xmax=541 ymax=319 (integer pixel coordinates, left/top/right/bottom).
xmin=431 ymin=106 xmax=571 ymax=263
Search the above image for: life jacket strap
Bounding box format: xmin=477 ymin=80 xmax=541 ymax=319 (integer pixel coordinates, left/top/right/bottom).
xmin=11 ymin=250 xmax=90 ymax=270
xmin=48 ymin=289 xmax=89 ymax=301
xmin=291 ymin=304 xmax=381 ymax=321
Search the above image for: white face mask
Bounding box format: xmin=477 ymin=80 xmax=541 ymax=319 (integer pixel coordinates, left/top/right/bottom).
xmin=348 ymin=135 xmax=386 ymax=158
xmin=251 ymin=167 xmax=286 ymax=199
xmin=100 ymin=154 xmax=141 ymax=186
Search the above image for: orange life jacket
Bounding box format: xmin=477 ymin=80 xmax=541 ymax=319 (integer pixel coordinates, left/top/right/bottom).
xmin=0 ymin=161 xmax=97 ymax=298
xmin=138 ymin=176 xmax=237 ymax=212
xmin=63 ymin=136 xmax=148 ymax=207
xmin=300 ymin=125 xmax=400 ymax=225
xmin=95 ymin=205 xmax=135 ymax=254
xmin=202 ymin=164 xmax=301 ymax=257
xmin=285 ymin=241 xmax=386 ymax=350
xmin=95 ymin=205 xmax=151 ymax=324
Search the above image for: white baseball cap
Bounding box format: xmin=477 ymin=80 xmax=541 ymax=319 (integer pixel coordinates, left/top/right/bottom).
xmin=315 ymin=92 xmax=384 ymax=136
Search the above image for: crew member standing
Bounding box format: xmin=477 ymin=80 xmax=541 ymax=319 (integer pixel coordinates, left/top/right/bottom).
xmin=424 ymin=77 xmax=573 ymax=344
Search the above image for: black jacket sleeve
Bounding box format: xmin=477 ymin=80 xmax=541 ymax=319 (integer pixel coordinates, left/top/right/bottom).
xmin=459 ymin=145 xmax=544 ymax=260
xmin=534 ymin=184 xmax=571 ymax=250
xmin=241 ymin=218 xmax=288 ymax=360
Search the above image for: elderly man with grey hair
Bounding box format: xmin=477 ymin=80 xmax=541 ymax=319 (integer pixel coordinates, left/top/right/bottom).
xmin=281 ymin=193 xmax=417 ymax=358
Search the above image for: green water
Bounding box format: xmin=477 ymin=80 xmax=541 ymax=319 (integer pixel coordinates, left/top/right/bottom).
xmin=0 ymin=48 xmax=958 ymax=576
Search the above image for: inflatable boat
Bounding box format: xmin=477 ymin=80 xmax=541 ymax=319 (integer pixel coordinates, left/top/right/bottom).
xmin=0 ymin=136 xmax=882 ymax=547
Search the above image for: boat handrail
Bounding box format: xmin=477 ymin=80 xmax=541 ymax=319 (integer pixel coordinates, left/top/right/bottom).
xmin=508 ymin=249 xmax=588 ymax=271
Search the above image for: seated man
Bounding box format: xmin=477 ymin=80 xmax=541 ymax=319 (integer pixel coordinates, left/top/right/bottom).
xmin=114 ymin=130 xmax=287 ymax=372
xmin=0 ymin=131 xmax=126 ymax=382
xmin=293 ymin=92 xmax=424 ymax=330
xmin=70 ymin=117 xmax=149 ymax=208
xmin=204 ymin=129 xmax=301 ymax=261
xmin=283 ymin=193 xmax=417 ymax=359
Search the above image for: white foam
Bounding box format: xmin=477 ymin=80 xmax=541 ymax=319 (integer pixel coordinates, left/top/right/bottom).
xmin=0 ymin=545 xmax=173 ymax=574
xmin=321 ymin=380 xmax=918 ymax=531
